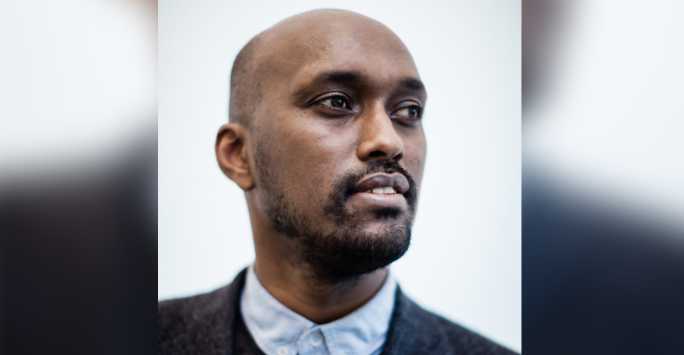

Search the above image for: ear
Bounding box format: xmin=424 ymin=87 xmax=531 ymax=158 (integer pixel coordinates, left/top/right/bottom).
xmin=215 ymin=123 xmax=254 ymax=190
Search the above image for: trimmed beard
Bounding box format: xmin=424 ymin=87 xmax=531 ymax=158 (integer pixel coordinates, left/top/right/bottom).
xmin=255 ymin=144 xmax=418 ymax=283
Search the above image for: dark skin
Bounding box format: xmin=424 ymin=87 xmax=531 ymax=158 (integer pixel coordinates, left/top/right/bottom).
xmin=216 ymin=10 xmax=427 ymax=324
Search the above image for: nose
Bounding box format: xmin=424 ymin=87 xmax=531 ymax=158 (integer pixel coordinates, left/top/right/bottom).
xmin=356 ymin=104 xmax=404 ymax=162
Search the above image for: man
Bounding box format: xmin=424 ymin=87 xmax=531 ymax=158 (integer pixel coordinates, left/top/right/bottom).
xmin=159 ymin=9 xmax=516 ymax=355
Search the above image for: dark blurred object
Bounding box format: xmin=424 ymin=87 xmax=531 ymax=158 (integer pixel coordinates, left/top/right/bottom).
xmin=1 ymin=134 xmax=157 ymax=355
xmin=523 ymin=172 xmax=684 ymax=355
xmin=522 ymin=0 xmax=566 ymax=112
xmin=523 ymin=0 xmax=684 ymax=354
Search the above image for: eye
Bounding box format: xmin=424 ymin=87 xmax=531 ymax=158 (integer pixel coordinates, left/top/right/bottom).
xmin=315 ymin=94 xmax=353 ymax=111
xmin=392 ymin=103 xmax=423 ymax=121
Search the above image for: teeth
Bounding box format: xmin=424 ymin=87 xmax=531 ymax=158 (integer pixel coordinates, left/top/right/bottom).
xmin=370 ymin=186 xmax=396 ymax=194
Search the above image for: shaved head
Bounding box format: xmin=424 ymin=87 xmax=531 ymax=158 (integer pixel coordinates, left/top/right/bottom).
xmin=228 ymin=33 xmax=263 ymax=126
xmin=228 ymin=9 xmax=416 ymax=128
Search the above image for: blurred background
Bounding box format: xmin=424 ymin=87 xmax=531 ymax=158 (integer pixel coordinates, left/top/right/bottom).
xmin=158 ymin=0 xmax=521 ymax=351
xmin=3 ymin=0 xmax=684 ymax=354
xmin=1 ymin=0 xmax=156 ymax=354
xmin=523 ymin=0 xmax=684 ymax=354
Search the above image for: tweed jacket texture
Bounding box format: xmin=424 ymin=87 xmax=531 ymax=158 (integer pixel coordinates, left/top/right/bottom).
xmin=159 ymin=269 xmax=517 ymax=355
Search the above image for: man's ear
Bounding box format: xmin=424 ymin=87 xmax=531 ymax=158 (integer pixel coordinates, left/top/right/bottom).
xmin=215 ymin=123 xmax=254 ymax=190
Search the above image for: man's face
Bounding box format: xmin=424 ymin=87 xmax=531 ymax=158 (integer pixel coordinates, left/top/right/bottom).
xmin=250 ymin=14 xmax=427 ymax=280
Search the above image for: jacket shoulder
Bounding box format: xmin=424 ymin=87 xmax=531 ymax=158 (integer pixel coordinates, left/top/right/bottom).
xmin=384 ymin=289 xmax=518 ymax=355
xmin=426 ymin=308 xmax=517 ymax=355
xmin=158 ymin=270 xmax=247 ymax=355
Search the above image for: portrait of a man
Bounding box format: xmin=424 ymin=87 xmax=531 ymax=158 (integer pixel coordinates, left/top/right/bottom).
xmin=8 ymin=1 xmax=684 ymax=355
xmin=159 ymin=6 xmax=518 ymax=355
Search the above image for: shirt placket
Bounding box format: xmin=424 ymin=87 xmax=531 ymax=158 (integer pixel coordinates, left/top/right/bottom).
xmin=296 ymin=327 xmax=328 ymax=355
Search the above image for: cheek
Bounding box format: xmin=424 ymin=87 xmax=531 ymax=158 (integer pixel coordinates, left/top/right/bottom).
xmin=265 ymin=115 xmax=354 ymax=207
xmin=403 ymin=131 xmax=427 ymax=186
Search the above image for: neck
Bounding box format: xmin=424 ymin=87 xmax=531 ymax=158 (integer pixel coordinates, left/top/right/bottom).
xmin=253 ymin=240 xmax=388 ymax=324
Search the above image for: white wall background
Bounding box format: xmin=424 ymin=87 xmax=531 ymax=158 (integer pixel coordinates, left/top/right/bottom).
xmin=0 ymin=0 xmax=155 ymax=169
xmin=159 ymin=0 xmax=520 ymax=351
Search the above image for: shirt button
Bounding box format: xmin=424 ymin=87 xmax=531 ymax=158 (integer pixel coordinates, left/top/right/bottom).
xmin=277 ymin=346 xmax=289 ymax=355
xmin=309 ymin=332 xmax=323 ymax=346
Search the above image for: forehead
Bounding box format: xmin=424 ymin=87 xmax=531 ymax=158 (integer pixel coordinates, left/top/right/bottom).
xmin=260 ymin=16 xmax=420 ymax=92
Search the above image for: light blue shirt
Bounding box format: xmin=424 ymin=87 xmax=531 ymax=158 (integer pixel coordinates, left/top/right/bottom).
xmin=240 ymin=265 xmax=397 ymax=355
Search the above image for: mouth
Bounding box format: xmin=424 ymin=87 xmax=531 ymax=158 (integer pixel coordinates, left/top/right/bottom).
xmin=346 ymin=173 xmax=411 ymax=211
xmin=353 ymin=172 xmax=410 ymax=196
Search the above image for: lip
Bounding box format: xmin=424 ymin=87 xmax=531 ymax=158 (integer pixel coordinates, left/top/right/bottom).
xmin=354 ymin=173 xmax=410 ymax=195
xmin=347 ymin=190 xmax=407 ymax=211
xmin=347 ymin=172 xmax=410 ymax=212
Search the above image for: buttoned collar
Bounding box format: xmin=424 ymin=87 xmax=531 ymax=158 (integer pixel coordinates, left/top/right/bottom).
xmin=240 ymin=265 xmax=397 ymax=355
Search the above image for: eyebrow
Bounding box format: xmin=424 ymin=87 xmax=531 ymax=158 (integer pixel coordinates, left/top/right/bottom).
xmin=295 ymin=70 xmax=427 ymax=101
xmin=307 ymin=70 xmax=366 ymax=90
xmin=400 ymin=77 xmax=426 ymax=94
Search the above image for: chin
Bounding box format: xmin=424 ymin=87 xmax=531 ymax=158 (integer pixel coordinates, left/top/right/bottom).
xmin=357 ymin=220 xmax=408 ymax=240
xmin=303 ymin=217 xmax=412 ymax=282
xmin=353 ymin=208 xmax=412 ymax=236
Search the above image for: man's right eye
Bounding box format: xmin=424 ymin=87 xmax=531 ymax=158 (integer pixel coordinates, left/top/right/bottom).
xmin=315 ymin=94 xmax=353 ymax=111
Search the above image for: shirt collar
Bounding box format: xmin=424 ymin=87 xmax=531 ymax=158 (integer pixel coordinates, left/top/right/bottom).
xmin=240 ymin=265 xmax=397 ymax=355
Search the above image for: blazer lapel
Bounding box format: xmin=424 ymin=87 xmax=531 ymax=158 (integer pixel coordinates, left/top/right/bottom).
xmin=220 ymin=268 xmax=248 ymax=355
xmin=380 ymin=287 xmax=448 ymax=355
xmin=175 ymin=268 xmax=247 ymax=355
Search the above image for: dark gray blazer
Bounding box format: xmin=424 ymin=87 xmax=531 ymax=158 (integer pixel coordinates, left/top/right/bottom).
xmin=159 ymin=269 xmax=517 ymax=355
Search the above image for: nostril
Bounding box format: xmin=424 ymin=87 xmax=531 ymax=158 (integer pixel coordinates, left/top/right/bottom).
xmin=369 ymin=150 xmax=386 ymax=158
